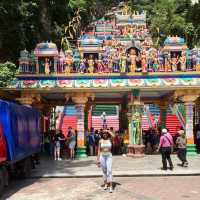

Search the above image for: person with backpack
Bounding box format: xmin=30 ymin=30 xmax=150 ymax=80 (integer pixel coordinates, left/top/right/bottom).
xmin=176 ymin=129 xmax=188 ymax=167
xmin=158 ymin=128 xmax=174 ymax=170
xmin=53 ymin=131 xmax=65 ymax=161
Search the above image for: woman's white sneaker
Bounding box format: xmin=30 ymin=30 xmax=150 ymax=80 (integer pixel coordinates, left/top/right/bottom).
xmin=104 ymin=184 xmax=108 ymax=190
xmin=109 ymin=187 xmax=113 ymax=193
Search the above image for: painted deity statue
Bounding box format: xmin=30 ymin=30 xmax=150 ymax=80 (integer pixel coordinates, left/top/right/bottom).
xmin=179 ymin=52 xmax=186 ymax=71
xmin=129 ymin=109 xmax=142 ymax=145
xmin=120 ymin=53 xmax=127 ymax=73
xmin=97 ymin=59 xmax=104 ymax=73
xmin=102 ymin=55 xmax=109 ymax=73
xmin=152 ymin=52 xmax=159 ymax=72
xmin=113 ymin=52 xmax=120 ymax=72
xmin=141 ymin=50 xmax=148 ymax=72
xmin=170 ymin=53 xmax=178 ymax=72
xmin=65 ymin=53 xmax=73 ymax=73
xmin=129 ymin=49 xmax=137 ymax=73
xmin=44 ymin=58 xmax=50 ymax=74
xmin=88 ymin=55 xmax=94 ymax=73
xmin=147 ymin=52 xmax=154 ymax=72
xmin=107 ymin=55 xmax=113 ymax=73
xmin=164 ymin=53 xmax=171 ymax=72
xmin=158 ymin=51 xmax=164 ymax=72
xmin=79 ymin=58 xmax=86 ymax=73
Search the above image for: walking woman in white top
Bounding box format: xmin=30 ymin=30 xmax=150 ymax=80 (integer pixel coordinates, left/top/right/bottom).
xmin=97 ymin=130 xmax=114 ymax=193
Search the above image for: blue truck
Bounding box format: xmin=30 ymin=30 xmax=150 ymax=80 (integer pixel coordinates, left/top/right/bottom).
xmin=0 ymin=100 xmax=41 ymax=194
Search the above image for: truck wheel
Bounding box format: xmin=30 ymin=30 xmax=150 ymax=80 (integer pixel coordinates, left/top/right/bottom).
xmin=1 ymin=167 xmax=8 ymax=186
xmin=20 ymin=158 xmax=32 ymax=178
xmin=0 ymin=168 xmax=5 ymax=195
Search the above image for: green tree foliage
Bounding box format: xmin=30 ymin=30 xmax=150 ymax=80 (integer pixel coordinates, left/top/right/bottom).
xmin=129 ymin=0 xmax=200 ymax=47
xmin=0 ymin=62 xmax=17 ymax=87
xmin=0 ymin=0 xmax=120 ymax=62
xmin=0 ymin=0 xmax=199 ymax=63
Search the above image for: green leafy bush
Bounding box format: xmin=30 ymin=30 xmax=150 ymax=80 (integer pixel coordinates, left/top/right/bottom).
xmin=0 ymin=62 xmax=17 ymax=87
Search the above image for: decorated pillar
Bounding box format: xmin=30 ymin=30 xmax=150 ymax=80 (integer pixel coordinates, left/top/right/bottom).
xmin=175 ymin=90 xmax=200 ymax=155
xmin=181 ymin=95 xmax=199 ymax=155
xmin=127 ymin=89 xmax=145 ymax=157
xmin=184 ymin=101 xmax=196 ymax=154
xmin=72 ymin=94 xmax=89 ymax=158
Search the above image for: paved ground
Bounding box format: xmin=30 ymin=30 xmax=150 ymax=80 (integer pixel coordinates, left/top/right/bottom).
xmin=1 ymin=176 xmax=200 ymax=200
xmin=31 ymin=155 xmax=200 ymax=177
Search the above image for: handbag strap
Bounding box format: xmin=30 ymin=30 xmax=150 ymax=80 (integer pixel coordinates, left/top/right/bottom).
xmin=164 ymin=135 xmax=172 ymax=146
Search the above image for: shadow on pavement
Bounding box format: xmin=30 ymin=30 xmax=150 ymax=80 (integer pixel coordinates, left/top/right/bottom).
xmin=0 ymin=178 xmax=45 ymax=200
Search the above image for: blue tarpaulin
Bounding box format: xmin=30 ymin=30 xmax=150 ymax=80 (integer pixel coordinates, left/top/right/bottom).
xmin=0 ymin=100 xmax=41 ymax=162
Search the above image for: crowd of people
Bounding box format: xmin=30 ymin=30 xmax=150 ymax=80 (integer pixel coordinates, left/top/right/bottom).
xmin=85 ymin=127 xmax=126 ymax=157
xmin=43 ymin=125 xmax=200 ymax=162
xmin=43 ymin=127 xmax=128 ymax=161
xmin=143 ymin=126 xmax=196 ymax=170
xmin=43 ymin=127 xmax=77 ymax=160
xmin=42 ymin=125 xmax=200 ymax=192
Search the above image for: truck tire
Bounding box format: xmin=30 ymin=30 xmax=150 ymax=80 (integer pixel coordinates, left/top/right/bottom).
xmin=20 ymin=158 xmax=32 ymax=178
xmin=1 ymin=167 xmax=8 ymax=186
xmin=0 ymin=168 xmax=5 ymax=195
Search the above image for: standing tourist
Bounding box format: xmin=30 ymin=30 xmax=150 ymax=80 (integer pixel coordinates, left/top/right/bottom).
xmin=59 ymin=131 xmax=66 ymax=159
xmin=158 ymin=129 xmax=174 ymax=170
xmin=85 ymin=129 xmax=90 ymax=155
xmin=176 ymin=129 xmax=188 ymax=167
xmin=97 ymin=130 xmax=114 ymax=193
xmin=88 ymin=128 xmax=95 ymax=156
xmin=53 ymin=131 xmax=64 ymax=161
xmin=67 ymin=128 xmax=76 ymax=160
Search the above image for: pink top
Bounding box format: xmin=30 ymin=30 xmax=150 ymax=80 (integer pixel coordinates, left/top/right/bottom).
xmin=159 ymin=133 xmax=174 ymax=147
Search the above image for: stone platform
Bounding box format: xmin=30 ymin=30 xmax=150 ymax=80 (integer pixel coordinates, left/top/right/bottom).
xmin=31 ymin=155 xmax=200 ymax=178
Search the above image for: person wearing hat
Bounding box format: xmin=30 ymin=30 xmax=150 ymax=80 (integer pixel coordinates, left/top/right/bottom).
xmin=158 ymin=128 xmax=174 ymax=170
xmin=97 ymin=130 xmax=114 ymax=193
xmin=176 ymin=129 xmax=188 ymax=167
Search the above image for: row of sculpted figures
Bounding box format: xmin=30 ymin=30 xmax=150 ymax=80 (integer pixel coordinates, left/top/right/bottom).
xmin=19 ymin=48 xmax=200 ymax=74
xmin=56 ymin=49 xmax=200 ymax=74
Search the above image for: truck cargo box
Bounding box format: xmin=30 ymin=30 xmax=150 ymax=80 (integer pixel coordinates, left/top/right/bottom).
xmin=0 ymin=124 xmax=7 ymax=163
xmin=0 ymin=100 xmax=41 ymax=163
